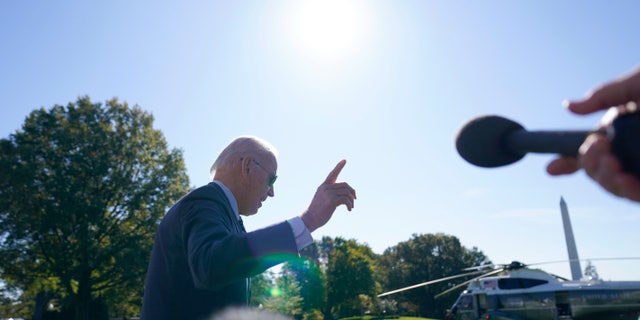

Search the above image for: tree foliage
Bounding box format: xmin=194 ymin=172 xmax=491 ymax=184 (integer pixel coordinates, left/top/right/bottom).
xmin=0 ymin=96 xmax=190 ymax=320
xmin=281 ymin=257 xmax=325 ymax=319
xmin=376 ymin=233 xmax=490 ymax=318
xmin=262 ymin=268 xmax=303 ymax=317
xmin=250 ymin=270 xmax=276 ymax=308
xmin=325 ymin=238 xmax=378 ymax=319
xmin=251 ymin=234 xmax=492 ymax=320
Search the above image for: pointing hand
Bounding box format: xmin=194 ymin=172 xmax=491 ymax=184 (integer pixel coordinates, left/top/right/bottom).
xmin=301 ymin=160 xmax=357 ymax=232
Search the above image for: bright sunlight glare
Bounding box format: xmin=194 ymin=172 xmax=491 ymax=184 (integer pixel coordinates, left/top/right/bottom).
xmin=286 ymin=0 xmax=370 ymax=64
xmin=269 ymin=287 xmax=282 ymax=297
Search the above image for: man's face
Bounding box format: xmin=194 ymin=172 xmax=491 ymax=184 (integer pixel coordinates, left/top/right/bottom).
xmin=239 ymin=154 xmax=277 ymax=216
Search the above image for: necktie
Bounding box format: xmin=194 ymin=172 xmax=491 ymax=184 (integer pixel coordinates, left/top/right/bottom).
xmin=238 ymin=218 xmax=246 ymax=233
xmin=238 ymin=217 xmax=249 ymax=304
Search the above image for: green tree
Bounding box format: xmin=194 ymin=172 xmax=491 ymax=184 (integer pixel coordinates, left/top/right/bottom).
xmin=281 ymin=257 xmax=325 ymax=319
xmin=262 ymin=268 xmax=303 ymax=318
xmin=315 ymin=236 xmax=336 ymax=269
xmin=250 ymin=269 xmax=276 ymax=308
xmin=377 ymin=233 xmax=490 ymax=318
xmin=325 ymin=238 xmax=378 ymax=319
xmin=0 ymin=97 xmax=190 ymax=320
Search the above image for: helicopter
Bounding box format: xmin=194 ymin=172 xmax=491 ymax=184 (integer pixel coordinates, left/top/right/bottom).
xmin=440 ymin=260 xmax=640 ymax=320
xmin=377 ymin=198 xmax=640 ymax=320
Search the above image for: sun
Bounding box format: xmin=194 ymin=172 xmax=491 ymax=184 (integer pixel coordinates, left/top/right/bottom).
xmin=286 ymin=0 xmax=370 ymax=64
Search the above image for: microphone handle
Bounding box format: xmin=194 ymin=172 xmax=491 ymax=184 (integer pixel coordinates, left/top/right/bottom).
xmin=504 ymin=112 xmax=640 ymax=178
xmin=504 ymin=130 xmax=590 ymax=157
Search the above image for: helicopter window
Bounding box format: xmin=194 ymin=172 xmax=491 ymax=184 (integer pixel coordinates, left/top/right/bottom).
xmin=456 ymin=294 xmax=473 ymax=310
xmin=498 ymin=278 xmax=548 ymax=289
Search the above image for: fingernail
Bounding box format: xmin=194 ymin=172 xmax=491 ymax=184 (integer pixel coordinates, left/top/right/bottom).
xmin=561 ymin=100 xmax=570 ymax=108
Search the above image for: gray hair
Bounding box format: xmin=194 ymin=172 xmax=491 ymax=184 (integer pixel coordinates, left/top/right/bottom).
xmin=210 ymin=135 xmax=278 ymax=177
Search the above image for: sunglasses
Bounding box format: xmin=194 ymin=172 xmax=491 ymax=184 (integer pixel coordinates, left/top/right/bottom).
xmin=251 ymin=159 xmax=277 ymax=187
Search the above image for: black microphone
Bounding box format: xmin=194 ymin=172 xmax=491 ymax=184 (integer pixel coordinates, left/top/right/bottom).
xmin=455 ymin=112 xmax=640 ymax=178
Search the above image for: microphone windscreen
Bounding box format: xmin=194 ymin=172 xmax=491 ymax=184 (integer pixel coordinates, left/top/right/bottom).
xmin=455 ymin=115 xmax=526 ymax=167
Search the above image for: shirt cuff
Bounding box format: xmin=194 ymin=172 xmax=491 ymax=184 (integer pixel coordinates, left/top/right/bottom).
xmin=287 ymin=217 xmax=313 ymax=250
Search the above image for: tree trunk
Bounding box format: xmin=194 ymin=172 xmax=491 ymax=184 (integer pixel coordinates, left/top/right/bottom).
xmin=75 ymin=269 xmax=92 ymax=320
xmin=32 ymin=290 xmax=53 ymax=320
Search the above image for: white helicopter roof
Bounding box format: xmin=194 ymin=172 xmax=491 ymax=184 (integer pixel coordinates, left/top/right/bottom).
xmin=466 ymin=264 xmax=640 ymax=295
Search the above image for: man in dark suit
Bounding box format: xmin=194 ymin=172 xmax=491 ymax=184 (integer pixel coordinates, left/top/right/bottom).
xmin=140 ymin=136 xmax=356 ymax=320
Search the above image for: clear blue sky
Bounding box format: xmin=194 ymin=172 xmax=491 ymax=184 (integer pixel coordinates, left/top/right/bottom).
xmin=2 ymin=1 xmax=639 ymax=281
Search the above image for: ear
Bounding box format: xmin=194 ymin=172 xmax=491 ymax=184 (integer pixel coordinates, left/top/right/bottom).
xmin=240 ymin=156 xmax=252 ymax=177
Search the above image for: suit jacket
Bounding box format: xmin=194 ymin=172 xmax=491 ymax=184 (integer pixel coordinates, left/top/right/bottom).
xmin=141 ymin=182 xmax=299 ymax=320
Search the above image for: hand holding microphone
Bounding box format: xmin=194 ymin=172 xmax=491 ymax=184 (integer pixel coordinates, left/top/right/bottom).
xmin=457 ymin=66 xmax=640 ymax=203
xmin=547 ymin=65 xmax=640 ymax=202
xmin=455 ymin=109 xmax=640 ymax=177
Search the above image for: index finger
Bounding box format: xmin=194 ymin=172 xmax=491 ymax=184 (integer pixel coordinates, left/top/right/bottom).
xmin=567 ymin=67 xmax=640 ymax=115
xmin=324 ymin=159 xmax=346 ymax=184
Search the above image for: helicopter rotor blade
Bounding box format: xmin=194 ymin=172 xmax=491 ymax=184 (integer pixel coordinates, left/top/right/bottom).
xmin=463 ymin=264 xmax=495 ymax=272
xmin=434 ymin=268 xmax=505 ymax=299
xmin=528 ymin=256 xmax=640 ymax=267
xmin=377 ymin=270 xmax=484 ymax=298
xmin=524 ymin=257 xmax=640 ymax=281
